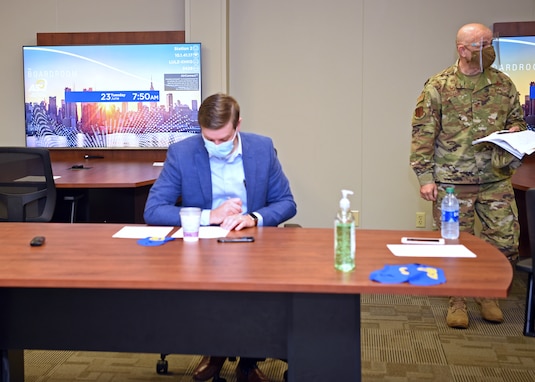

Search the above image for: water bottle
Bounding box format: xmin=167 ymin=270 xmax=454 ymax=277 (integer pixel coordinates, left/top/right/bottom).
xmin=441 ymin=186 xmax=459 ymax=239
xmin=335 ymin=189 xmax=355 ymax=272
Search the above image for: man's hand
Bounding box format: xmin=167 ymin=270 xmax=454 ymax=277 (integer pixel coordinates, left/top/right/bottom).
xmin=420 ymin=183 xmax=438 ymax=201
xmin=209 ymin=198 xmax=243 ymax=225
xmin=220 ymin=213 xmax=256 ymax=231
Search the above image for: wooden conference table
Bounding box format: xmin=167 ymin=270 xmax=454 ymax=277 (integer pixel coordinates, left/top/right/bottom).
xmin=512 ymin=154 xmax=535 ymax=257
xmin=0 ymin=224 xmax=512 ymax=382
xmin=51 ymin=161 xmax=162 ymax=223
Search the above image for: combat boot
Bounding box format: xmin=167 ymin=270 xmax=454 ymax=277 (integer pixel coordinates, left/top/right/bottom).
xmin=447 ymin=297 xmax=468 ymax=329
xmin=475 ymin=298 xmax=503 ymax=323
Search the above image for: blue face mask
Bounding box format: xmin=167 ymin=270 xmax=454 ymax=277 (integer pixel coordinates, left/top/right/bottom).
xmin=203 ymin=131 xmax=237 ymax=159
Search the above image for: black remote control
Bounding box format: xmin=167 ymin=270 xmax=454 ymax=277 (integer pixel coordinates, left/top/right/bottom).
xmin=30 ymin=236 xmax=46 ymax=246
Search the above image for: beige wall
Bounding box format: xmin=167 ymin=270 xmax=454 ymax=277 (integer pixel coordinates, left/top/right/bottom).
xmin=226 ymin=0 xmax=535 ymax=229
xmin=2 ymin=0 xmax=535 ymax=229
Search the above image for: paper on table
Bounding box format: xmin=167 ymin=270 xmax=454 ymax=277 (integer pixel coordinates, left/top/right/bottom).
xmin=387 ymin=244 xmax=477 ymax=258
xmin=112 ymin=226 xmax=174 ymax=239
xmin=172 ymin=226 xmax=229 ymax=239
xmin=14 ymin=175 xmax=61 ymax=181
xmin=14 ymin=175 xmax=43 ymax=182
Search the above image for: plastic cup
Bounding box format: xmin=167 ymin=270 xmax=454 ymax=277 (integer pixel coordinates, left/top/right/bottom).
xmin=179 ymin=207 xmax=201 ymax=242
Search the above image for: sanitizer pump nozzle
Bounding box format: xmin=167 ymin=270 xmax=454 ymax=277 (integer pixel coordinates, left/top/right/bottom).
xmin=340 ymin=189 xmax=354 ymax=211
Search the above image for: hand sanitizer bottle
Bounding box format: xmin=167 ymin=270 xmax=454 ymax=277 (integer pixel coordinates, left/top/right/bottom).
xmin=335 ymin=189 xmax=355 ymax=272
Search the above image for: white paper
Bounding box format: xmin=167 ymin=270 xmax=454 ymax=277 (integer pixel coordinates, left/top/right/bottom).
xmin=387 ymin=244 xmax=477 ymax=258
xmin=15 ymin=175 xmax=62 ymax=181
xmin=112 ymin=226 xmax=174 ymax=239
xmin=472 ymin=130 xmax=535 ymax=159
xmin=14 ymin=176 xmax=46 ymax=182
xmin=172 ymin=226 xmax=229 ymax=239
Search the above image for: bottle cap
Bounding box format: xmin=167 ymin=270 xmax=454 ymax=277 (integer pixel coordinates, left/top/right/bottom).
xmin=446 ymin=186 xmax=455 ymax=194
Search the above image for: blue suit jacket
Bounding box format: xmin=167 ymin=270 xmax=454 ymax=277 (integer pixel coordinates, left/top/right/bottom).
xmin=144 ymin=132 xmax=297 ymax=226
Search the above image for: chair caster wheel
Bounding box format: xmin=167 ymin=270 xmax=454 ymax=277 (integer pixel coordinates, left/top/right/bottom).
xmin=156 ymin=359 xmax=168 ymax=374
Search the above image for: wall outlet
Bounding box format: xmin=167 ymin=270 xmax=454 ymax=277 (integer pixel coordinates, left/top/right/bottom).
xmin=351 ymin=210 xmax=359 ymax=227
xmin=415 ymin=212 xmax=426 ymax=228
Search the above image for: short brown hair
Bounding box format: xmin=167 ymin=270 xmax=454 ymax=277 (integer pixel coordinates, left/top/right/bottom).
xmin=198 ymin=93 xmax=240 ymax=130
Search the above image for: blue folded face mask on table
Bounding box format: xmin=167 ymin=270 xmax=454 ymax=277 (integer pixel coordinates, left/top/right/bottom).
xmin=370 ymin=264 xmax=446 ymax=286
xmin=409 ymin=265 xmax=446 ymax=286
xmin=137 ymin=236 xmax=175 ymax=246
xmin=369 ymin=264 xmax=417 ymax=284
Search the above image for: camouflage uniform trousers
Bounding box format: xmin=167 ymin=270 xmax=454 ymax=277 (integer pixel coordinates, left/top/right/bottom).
xmin=432 ymin=179 xmax=519 ymax=263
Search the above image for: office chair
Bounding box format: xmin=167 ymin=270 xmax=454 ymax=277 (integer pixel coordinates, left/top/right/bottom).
xmin=0 ymin=147 xmax=56 ymax=222
xmin=64 ymin=194 xmax=84 ymax=223
xmin=516 ymin=188 xmax=535 ymax=337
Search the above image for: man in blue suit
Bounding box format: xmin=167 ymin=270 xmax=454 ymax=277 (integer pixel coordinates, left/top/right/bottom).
xmin=144 ymin=93 xmax=296 ymax=382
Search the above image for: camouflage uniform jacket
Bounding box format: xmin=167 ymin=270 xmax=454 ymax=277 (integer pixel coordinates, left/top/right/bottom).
xmin=410 ymin=61 xmax=526 ymax=186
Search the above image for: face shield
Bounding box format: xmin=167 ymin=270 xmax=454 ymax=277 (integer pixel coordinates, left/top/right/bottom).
xmin=467 ymin=37 xmax=496 ymax=72
xmin=492 ymin=33 xmax=501 ymax=68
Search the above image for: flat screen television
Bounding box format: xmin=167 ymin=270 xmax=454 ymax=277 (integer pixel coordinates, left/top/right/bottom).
xmin=23 ymin=43 xmax=201 ymax=148
xmin=492 ymin=36 xmax=535 ymax=127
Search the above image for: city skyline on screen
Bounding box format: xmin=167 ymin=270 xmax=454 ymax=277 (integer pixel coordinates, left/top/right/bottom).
xmin=23 ymin=43 xmax=202 ymax=148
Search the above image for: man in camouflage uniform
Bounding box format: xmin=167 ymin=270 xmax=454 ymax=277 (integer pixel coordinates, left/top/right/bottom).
xmin=410 ymin=23 xmax=526 ymax=329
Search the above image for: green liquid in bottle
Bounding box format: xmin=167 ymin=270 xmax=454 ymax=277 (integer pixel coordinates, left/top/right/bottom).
xmin=335 ymin=222 xmax=355 ymax=272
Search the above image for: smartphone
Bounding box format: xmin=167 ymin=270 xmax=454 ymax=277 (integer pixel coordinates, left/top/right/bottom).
xmin=217 ymin=236 xmax=255 ymax=243
xmin=401 ymin=237 xmax=445 ymax=245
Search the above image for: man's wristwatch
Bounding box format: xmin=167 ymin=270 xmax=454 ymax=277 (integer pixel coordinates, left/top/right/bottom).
xmin=248 ymin=213 xmax=258 ymax=226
